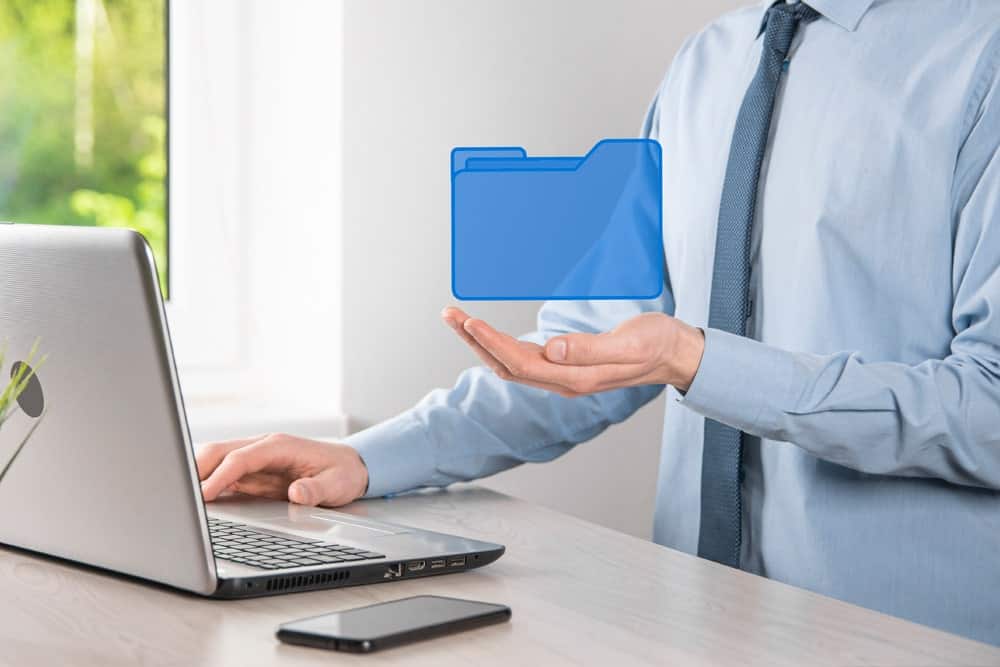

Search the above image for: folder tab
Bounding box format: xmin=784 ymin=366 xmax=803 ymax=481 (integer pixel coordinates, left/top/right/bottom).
xmin=451 ymin=139 xmax=663 ymax=301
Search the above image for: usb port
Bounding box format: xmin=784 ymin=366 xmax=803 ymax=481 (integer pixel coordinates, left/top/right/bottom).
xmin=430 ymin=559 xmax=446 ymax=569
xmin=407 ymin=560 xmax=426 ymax=572
xmin=447 ymin=556 xmax=466 ymax=567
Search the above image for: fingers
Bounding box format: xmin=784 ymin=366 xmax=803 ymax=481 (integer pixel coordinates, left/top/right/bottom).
xmin=441 ymin=307 xmax=509 ymax=375
xmin=441 ymin=308 xmax=575 ymax=393
xmin=457 ymin=318 xmax=566 ymax=387
xmin=444 ymin=308 xmax=651 ymax=396
xmin=288 ymin=453 xmax=368 ymax=507
xmin=200 ymin=435 xmax=294 ymax=501
xmin=198 ymin=432 xmax=369 ymax=508
xmin=544 ymin=331 xmax=644 ymax=366
xmin=230 ymin=472 xmax=294 ymax=500
xmin=464 ymin=317 xmax=649 ymax=394
xmin=460 ymin=318 xmax=531 ymax=372
xmin=441 ymin=306 xmax=470 ymax=324
xmin=463 ymin=318 xmax=575 ymax=384
xmin=195 ymin=435 xmax=269 ymax=481
xmin=288 ymin=467 xmax=351 ymax=507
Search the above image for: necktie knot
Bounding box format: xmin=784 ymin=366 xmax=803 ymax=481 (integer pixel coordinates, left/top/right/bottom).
xmin=767 ymin=1 xmax=820 ymax=24
xmin=761 ymin=2 xmax=818 ymax=75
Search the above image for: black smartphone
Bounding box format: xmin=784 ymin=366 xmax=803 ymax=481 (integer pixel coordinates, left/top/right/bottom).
xmin=276 ymin=595 xmax=512 ymax=653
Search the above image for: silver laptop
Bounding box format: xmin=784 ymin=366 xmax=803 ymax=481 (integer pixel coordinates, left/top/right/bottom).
xmin=0 ymin=223 xmax=504 ymax=598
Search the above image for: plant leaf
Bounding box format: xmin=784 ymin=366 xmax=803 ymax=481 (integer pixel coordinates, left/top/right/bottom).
xmin=0 ymin=408 xmax=46 ymax=486
xmin=0 ymin=338 xmax=44 ymax=425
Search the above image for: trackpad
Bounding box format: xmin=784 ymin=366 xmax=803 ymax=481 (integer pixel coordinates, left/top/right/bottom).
xmin=266 ymin=514 xmax=406 ymax=541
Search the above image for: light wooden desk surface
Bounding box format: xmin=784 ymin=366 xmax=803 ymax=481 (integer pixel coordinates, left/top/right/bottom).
xmin=2 ymin=485 xmax=998 ymax=666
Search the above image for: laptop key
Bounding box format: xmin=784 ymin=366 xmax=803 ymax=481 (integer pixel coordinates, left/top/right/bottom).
xmin=219 ymin=556 xmax=251 ymax=565
xmin=292 ymin=558 xmax=321 ymax=566
xmin=311 ymin=554 xmax=346 ymax=563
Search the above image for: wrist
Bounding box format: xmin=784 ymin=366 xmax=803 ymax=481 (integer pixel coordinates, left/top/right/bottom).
xmin=664 ymin=321 xmax=705 ymax=391
xmin=338 ymin=444 xmax=370 ymax=501
xmin=352 ymin=451 xmax=370 ymax=500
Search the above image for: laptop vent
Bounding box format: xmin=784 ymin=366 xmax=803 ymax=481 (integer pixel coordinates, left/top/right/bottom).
xmin=264 ymin=570 xmax=351 ymax=592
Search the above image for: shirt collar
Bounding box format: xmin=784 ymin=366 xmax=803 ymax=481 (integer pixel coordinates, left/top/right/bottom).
xmin=758 ymin=0 xmax=875 ymax=32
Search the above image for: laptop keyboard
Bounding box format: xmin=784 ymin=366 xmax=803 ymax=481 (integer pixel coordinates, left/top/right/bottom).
xmin=208 ymin=517 xmax=385 ymax=570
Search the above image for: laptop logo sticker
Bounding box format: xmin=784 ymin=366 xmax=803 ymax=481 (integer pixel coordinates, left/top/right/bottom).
xmin=11 ymin=361 xmax=44 ymax=418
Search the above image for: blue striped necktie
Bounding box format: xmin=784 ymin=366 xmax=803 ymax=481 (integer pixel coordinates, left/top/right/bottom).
xmin=698 ymin=1 xmax=819 ymax=568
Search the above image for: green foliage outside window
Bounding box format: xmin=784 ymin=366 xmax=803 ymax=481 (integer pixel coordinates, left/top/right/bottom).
xmin=0 ymin=0 xmax=167 ymax=294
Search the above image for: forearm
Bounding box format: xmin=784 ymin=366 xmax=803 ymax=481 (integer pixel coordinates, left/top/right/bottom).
xmin=346 ymin=293 xmax=673 ymax=497
xmin=681 ymin=328 xmax=1000 ymax=488
xmin=345 ymin=362 xmax=661 ymax=497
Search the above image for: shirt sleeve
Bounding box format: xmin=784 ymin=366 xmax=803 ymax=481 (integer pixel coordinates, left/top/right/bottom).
xmin=681 ymin=51 xmax=1000 ymax=489
xmin=345 ymin=92 xmax=675 ymax=498
xmin=345 ymin=297 xmax=671 ymax=497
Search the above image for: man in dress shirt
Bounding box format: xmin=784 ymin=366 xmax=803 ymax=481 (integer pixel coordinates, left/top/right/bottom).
xmin=198 ymin=0 xmax=1000 ymax=645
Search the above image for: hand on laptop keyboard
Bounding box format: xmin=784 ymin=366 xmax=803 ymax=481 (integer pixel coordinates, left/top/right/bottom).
xmin=197 ymin=434 xmax=369 ymax=508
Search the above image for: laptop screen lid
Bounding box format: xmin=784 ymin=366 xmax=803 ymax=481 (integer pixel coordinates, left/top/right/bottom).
xmin=0 ymin=225 xmax=217 ymax=594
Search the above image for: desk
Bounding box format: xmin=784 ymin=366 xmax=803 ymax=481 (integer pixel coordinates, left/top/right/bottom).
xmin=2 ymin=486 xmax=997 ymax=666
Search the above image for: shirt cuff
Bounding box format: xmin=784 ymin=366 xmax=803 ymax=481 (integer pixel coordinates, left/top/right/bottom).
xmin=679 ymin=327 xmax=797 ymax=434
xmin=342 ymin=411 xmax=438 ymax=498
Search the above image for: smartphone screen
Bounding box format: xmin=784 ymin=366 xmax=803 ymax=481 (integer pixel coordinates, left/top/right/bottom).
xmin=277 ymin=595 xmax=511 ymax=652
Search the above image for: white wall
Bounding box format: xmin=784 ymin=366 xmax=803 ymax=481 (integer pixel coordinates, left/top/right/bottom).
xmin=342 ymin=0 xmax=743 ymax=538
xmin=173 ymin=0 xmax=346 ymax=442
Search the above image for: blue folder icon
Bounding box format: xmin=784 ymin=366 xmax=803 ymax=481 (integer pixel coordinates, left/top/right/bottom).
xmin=451 ymin=138 xmax=663 ymax=301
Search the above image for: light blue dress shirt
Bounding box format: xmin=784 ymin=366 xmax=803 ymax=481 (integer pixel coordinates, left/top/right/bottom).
xmin=346 ymin=0 xmax=1000 ymax=645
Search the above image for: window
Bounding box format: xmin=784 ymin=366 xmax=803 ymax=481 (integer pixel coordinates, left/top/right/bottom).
xmin=0 ymin=0 xmax=168 ymax=294
xmin=0 ymin=0 xmax=345 ymax=440
xmin=168 ymin=0 xmax=345 ymax=441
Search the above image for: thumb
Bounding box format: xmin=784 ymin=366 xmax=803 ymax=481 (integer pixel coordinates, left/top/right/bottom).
xmin=288 ymin=468 xmax=354 ymax=508
xmin=544 ymin=332 xmax=636 ymax=366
